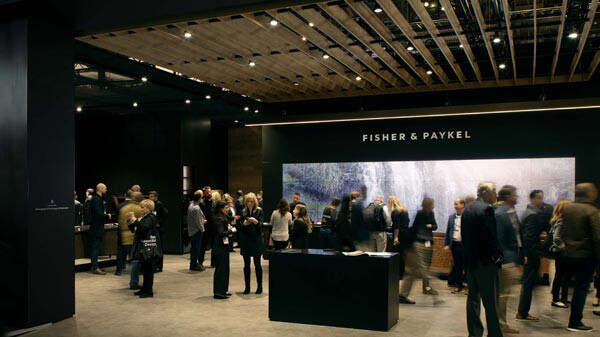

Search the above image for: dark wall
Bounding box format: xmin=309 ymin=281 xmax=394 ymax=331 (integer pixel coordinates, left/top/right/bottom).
xmin=76 ymin=112 xmax=183 ymax=254
xmin=1 ymin=3 xmax=75 ymax=328
xmin=262 ymin=108 xmax=600 ymax=216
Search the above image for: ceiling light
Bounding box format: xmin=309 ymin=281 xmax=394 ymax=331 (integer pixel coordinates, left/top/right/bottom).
xmin=374 ymin=8 xmax=383 ymax=13
xmin=185 ymin=99 xmax=191 ymax=104
xmin=355 ymin=76 xmax=362 ymax=81
xmin=254 ymin=109 xmax=259 ymax=113
xmin=430 ymin=3 xmax=436 ymax=7
xmin=141 ymin=77 xmax=148 ymax=82
xmin=76 ymin=107 xmax=82 ymax=112
xmin=499 ymin=63 xmax=506 ymax=69
xmin=234 ymin=120 xmax=239 ymax=123
xmin=424 ymin=1 xmax=430 ymax=7
xmin=244 ymin=107 xmax=250 ymax=111
xmin=568 ymin=32 xmax=578 ymax=39
xmin=459 ymin=44 xmax=464 ymax=48
xmin=308 ymin=22 xmax=314 ymax=27
xmin=301 ymin=36 xmax=307 ymax=41
xmin=322 ymin=54 xmax=330 ymax=59
xmin=493 ymin=37 xmax=501 ymax=44
xmin=133 ymin=102 xmax=138 ymax=107
xmin=407 ymin=46 xmax=414 ymax=51
xmin=249 ymin=61 xmax=256 ymax=67
xmin=205 ymin=95 xmax=211 ymax=100
xmin=441 ymin=6 xmax=445 ymax=10
xmin=293 ymin=82 xmax=299 ymax=86
xmin=270 ymin=19 xmax=278 ymax=26
xmin=184 ymin=32 xmax=192 ymax=38
xmin=426 ymin=70 xmax=433 ymax=75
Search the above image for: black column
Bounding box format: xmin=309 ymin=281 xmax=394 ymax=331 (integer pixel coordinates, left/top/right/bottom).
xmin=0 ymin=3 xmax=75 ymax=329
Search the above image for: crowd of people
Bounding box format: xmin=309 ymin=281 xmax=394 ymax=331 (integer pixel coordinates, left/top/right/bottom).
xmin=77 ymin=180 xmax=600 ymax=334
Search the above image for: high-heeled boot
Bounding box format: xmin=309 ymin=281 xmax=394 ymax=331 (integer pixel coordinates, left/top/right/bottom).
xmin=255 ymin=265 xmax=263 ymax=294
xmin=243 ymin=267 xmax=251 ymax=294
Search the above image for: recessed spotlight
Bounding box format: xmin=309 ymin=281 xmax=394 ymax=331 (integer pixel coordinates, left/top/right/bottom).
xmin=424 ymin=1 xmax=430 ymax=7
xmin=205 ymin=95 xmax=211 ymax=100
xmin=270 ymin=19 xmax=278 ymax=26
xmin=234 ymin=120 xmax=239 ymax=123
xmin=374 ymin=8 xmax=383 ymax=13
xmin=493 ymin=37 xmax=501 ymax=44
xmin=308 ymin=22 xmax=314 ymax=27
xmin=430 ymin=3 xmax=436 ymax=8
xmin=293 ymin=82 xmax=299 ymax=86
xmin=322 ymin=54 xmax=330 ymax=59
xmin=249 ymin=61 xmax=256 ymax=67
xmin=254 ymin=109 xmax=259 ymax=113
xmin=244 ymin=107 xmax=250 ymax=111
xmin=426 ymin=70 xmax=433 ymax=75
xmin=568 ymin=32 xmax=578 ymax=39
xmin=355 ymin=76 xmax=362 ymax=81
xmin=441 ymin=6 xmax=445 ymax=10
xmin=499 ymin=63 xmax=506 ymax=69
xmin=184 ymin=32 xmax=192 ymax=38
xmin=141 ymin=77 xmax=148 ymax=82
xmin=407 ymin=46 xmax=414 ymax=51
xmin=459 ymin=44 xmax=464 ymax=48
xmin=133 ymin=102 xmax=138 ymax=107
xmin=301 ymin=36 xmax=307 ymax=41
xmin=76 ymin=107 xmax=82 ymax=112
xmin=185 ymin=99 xmax=191 ymax=104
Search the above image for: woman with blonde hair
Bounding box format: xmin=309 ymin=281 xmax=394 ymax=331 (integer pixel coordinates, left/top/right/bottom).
xmin=289 ymin=204 xmax=312 ymax=249
xmin=127 ymin=199 xmax=160 ymax=298
xmin=389 ymin=196 xmax=409 ymax=279
xmin=239 ymin=192 xmax=264 ymax=294
xmin=550 ymin=199 xmax=572 ymax=308
xmin=212 ymin=191 xmax=222 ymax=201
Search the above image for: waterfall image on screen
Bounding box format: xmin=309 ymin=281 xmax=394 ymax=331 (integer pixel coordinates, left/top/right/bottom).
xmin=282 ymin=158 xmax=575 ymax=232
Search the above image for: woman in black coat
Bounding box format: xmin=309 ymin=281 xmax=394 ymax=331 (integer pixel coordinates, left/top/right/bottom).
xmin=213 ymin=201 xmax=237 ymax=299
xmin=389 ymin=196 xmax=410 ymax=279
xmin=239 ymin=193 xmax=264 ymax=294
xmin=290 ymin=204 xmax=311 ymax=249
xmin=127 ymin=199 xmax=160 ymax=298
xmin=410 ymin=197 xmax=438 ymax=295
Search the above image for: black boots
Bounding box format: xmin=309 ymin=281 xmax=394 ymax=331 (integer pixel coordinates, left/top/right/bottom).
xmin=243 ymin=267 xmax=251 ymax=294
xmin=243 ymin=266 xmax=263 ymax=294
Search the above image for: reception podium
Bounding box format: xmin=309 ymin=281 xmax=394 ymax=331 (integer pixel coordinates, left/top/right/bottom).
xmin=269 ymin=249 xmax=399 ymax=331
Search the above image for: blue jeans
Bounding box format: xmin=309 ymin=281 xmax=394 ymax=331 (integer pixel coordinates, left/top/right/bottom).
xmin=91 ymin=235 xmax=103 ymax=269
xmin=129 ymin=259 xmax=141 ymax=288
xmin=116 ymin=244 xmax=132 ymax=272
xmin=189 ymin=231 xmax=203 ymax=269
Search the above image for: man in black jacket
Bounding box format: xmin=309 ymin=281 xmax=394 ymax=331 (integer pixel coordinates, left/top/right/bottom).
xmin=461 ymin=182 xmax=503 ymax=337
xmin=90 ymin=183 xmax=112 ymax=275
xmin=149 ymin=191 xmax=169 ymax=272
xmin=515 ymin=190 xmax=547 ymax=322
xmin=199 ymin=186 xmax=216 ymax=268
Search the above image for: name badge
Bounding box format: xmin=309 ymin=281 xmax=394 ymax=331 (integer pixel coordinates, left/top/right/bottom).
xmin=424 ymin=241 xmax=431 ymax=248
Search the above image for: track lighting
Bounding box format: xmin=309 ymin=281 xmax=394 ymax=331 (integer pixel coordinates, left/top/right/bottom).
xmin=184 ymin=32 xmax=192 ymax=38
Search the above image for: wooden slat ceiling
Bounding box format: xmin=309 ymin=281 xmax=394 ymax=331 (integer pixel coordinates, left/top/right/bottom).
xmin=78 ymin=0 xmax=600 ymax=102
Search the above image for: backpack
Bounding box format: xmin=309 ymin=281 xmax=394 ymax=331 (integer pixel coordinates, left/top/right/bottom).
xmin=82 ymin=199 xmax=93 ymax=225
xmin=363 ymin=203 xmax=386 ymax=232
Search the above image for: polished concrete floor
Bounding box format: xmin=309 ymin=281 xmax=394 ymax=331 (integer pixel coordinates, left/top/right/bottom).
xmin=28 ymin=253 xmax=599 ymax=337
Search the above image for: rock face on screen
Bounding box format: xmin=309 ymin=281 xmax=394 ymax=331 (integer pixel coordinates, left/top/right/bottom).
xmin=282 ymin=158 xmax=575 ymax=232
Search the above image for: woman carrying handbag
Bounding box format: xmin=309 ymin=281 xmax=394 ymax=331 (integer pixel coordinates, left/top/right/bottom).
xmin=128 ymin=199 xmax=161 ymax=298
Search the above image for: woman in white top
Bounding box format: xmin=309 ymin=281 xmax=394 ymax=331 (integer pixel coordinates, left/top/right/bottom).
xmin=270 ymin=198 xmax=293 ymax=250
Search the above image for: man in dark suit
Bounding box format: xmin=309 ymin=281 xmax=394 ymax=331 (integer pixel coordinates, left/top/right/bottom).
xmin=149 ymin=191 xmax=169 ymax=272
xmin=90 ymin=183 xmax=112 ymax=275
xmin=199 ymin=186 xmax=216 ymax=268
xmin=444 ymin=198 xmax=465 ymax=293
xmin=461 ymin=182 xmax=503 ymax=337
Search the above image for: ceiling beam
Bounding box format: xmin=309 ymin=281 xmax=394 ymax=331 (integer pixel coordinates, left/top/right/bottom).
xmin=587 ymin=52 xmax=600 ymax=81
xmin=406 ymin=0 xmax=465 ymax=85
xmin=533 ymin=0 xmax=537 ymax=83
xmin=438 ymin=0 xmax=482 ymax=83
xmin=376 ymin=0 xmax=449 ymax=86
xmin=470 ymin=0 xmax=500 ymax=82
xmin=569 ymin=0 xmax=599 ymax=80
xmin=499 ymin=0 xmax=517 ymax=81
xmin=550 ymin=0 xmax=569 ymax=81
xmin=317 ymin=3 xmax=418 ymax=88
xmin=345 ymin=0 xmax=432 ymax=87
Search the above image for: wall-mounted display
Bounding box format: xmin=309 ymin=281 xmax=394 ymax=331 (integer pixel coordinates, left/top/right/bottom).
xmin=283 ymin=157 xmax=575 ymax=231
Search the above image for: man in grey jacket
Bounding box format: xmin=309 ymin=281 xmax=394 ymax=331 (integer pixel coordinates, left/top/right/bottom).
xmin=188 ymin=190 xmax=207 ymax=271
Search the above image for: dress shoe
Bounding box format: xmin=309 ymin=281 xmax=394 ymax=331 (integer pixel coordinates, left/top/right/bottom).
xmin=214 ymin=294 xmax=228 ymax=299
xmin=255 ymin=286 xmax=263 ymax=295
xmin=552 ymin=301 xmax=569 ymax=308
xmin=567 ymin=323 xmax=593 ymax=332
xmin=502 ymin=326 xmax=520 ymax=334
xmin=243 ymin=288 xmax=251 ymax=295
xmin=189 ymin=266 xmax=204 ymax=272
xmin=138 ymin=292 xmax=153 ymax=298
xmin=593 ymin=310 xmax=600 ymax=316
xmin=515 ymin=313 xmax=539 ymax=321
xmin=399 ymin=296 xmax=415 ymax=304
xmin=129 ymin=285 xmax=141 ymax=290
xmin=91 ymin=268 xmax=106 ymax=275
xmin=134 ymin=290 xmax=143 ymax=296
xmin=225 ymin=293 xmax=232 ymax=297
xmin=114 ymin=270 xmax=122 ymax=276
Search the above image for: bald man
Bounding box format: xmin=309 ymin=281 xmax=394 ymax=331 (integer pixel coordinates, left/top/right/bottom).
xmin=561 ymin=183 xmax=600 ymax=332
xmin=90 ymin=183 xmax=112 ymax=275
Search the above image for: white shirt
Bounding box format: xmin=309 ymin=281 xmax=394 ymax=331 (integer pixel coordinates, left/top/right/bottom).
xmin=270 ymin=210 xmax=292 ymax=241
xmin=452 ymin=215 xmax=462 ymax=242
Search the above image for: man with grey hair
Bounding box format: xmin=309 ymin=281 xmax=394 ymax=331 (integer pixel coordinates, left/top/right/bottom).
xmin=560 ymin=183 xmax=600 ymax=332
xmin=90 ymin=183 xmax=112 ymax=275
xmin=188 ymin=190 xmax=207 ymax=271
xmin=461 ymin=182 xmax=503 ymax=337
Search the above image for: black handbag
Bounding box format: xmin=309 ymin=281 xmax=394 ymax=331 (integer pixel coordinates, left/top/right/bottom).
xmin=140 ymin=228 xmax=163 ymax=261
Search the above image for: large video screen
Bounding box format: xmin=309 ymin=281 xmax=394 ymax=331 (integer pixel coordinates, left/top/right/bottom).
xmin=282 ymin=158 xmax=575 ymax=232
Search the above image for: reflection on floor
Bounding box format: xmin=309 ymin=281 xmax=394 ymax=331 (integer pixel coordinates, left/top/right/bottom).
xmin=28 ymin=254 xmax=598 ymax=337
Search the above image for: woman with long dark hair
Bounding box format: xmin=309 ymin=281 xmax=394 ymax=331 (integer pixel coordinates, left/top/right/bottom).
xmin=270 ymin=198 xmax=292 ymax=250
xmin=550 ymin=199 xmax=571 ymax=308
xmin=336 ymin=195 xmax=354 ymax=251
xmin=289 ymin=204 xmax=312 ymax=249
xmin=213 ymin=201 xmax=236 ymax=299
xmin=320 ymin=197 xmax=341 ymax=249
xmin=239 ymin=193 xmax=264 ymax=294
